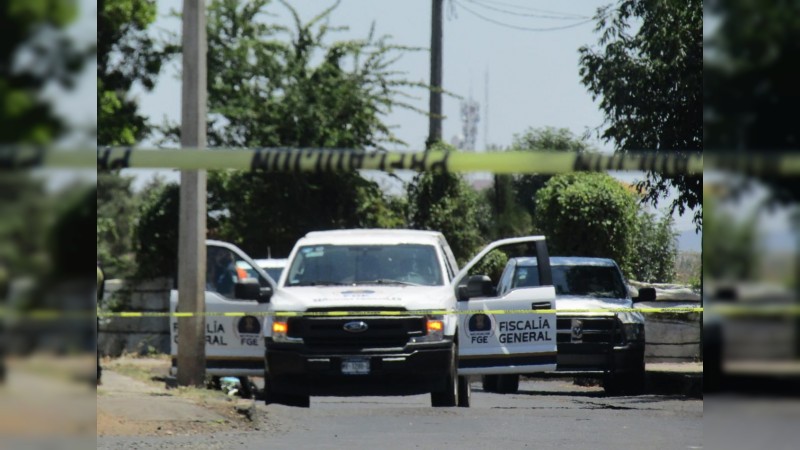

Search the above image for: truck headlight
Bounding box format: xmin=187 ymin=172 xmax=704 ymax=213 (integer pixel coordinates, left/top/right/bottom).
xmin=622 ymin=323 xmax=644 ymax=343
xmin=410 ymin=316 xmax=445 ymax=343
xmin=271 ymin=321 xmax=303 ymax=343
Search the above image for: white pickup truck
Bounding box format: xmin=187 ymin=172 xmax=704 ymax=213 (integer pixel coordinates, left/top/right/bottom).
xmin=263 ymin=229 xmax=558 ymax=407
xmin=171 ymin=231 xmax=558 ymax=408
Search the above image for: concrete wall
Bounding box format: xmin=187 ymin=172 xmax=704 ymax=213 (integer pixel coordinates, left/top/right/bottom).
xmin=635 ymin=282 xmax=702 ymax=362
xmin=98 ymin=278 xmax=172 ymax=357
xmin=641 ymin=304 xmax=702 ymax=362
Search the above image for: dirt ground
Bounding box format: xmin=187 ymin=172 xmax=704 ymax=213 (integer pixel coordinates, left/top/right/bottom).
xmin=97 ymin=356 xmax=262 ymax=437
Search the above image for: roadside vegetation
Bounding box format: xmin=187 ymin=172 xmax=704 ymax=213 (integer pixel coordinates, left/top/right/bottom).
xmin=96 ymin=0 xmax=702 ymax=286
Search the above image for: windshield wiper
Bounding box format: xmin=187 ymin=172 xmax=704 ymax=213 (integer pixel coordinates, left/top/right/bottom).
xmin=292 ymin=281 xmax=349 ymax=286
xmin=355 ymin=279 xmax=420 ymax=286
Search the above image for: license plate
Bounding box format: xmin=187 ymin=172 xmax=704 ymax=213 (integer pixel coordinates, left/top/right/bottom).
xmin=341 ymin=358 xmax=370 ymax=375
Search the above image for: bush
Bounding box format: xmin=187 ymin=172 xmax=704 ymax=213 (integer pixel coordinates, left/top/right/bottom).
xmin=134 ymin=182 xmax=180 ymax=280
xmin=533 ymin=172 xmax=677 ymax=282
xmin=628 ymin=212 xmax=677 ymax=283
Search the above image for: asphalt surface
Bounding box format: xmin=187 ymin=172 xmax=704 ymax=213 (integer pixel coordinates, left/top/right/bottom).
xmin=97 ymin=377 xmax=702 ymax=450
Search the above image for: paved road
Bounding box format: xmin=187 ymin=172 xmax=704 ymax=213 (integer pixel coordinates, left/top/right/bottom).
xmin=98 ymin=377 xmax=702 ymax=450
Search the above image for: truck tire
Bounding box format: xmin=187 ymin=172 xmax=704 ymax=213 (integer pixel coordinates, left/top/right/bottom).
xmin=603 ymin=367 xmax=645 ymax=396
xmin=496 ymin=374 xmax=520 ymax=394
xmin=482 ymin=375 xmax=499 ymax=393
xmin=237 ymin=376 xmax=255 ymax=399
xmin=431 ymin=343 xmax=458 ymax=407
xmin=264 ymin=372 xmax=310 ymax=408
xmin=457 ymin=375 xmax=471 ymax=407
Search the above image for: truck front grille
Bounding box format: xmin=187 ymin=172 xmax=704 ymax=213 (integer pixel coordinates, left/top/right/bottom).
xmin=287 ymin=309 xmax=426 ymax=350
xmin=556 ymin=316 xmax=625 ymax=345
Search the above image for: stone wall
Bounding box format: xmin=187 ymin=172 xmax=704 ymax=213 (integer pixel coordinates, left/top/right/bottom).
xmin=98 ymin=278 xmax=172 ymax=357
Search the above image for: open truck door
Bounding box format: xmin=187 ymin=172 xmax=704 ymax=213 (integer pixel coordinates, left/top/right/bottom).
xmin=453 ymin=237 xmax=556 ymax=376
xmin=170 ymin=240 xmax=274 ymax=377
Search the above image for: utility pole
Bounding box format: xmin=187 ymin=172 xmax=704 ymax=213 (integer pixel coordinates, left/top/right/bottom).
xmin=427 ymin=0 xmax=443 ymax=149
xmin=177 ymin=0 xmax=207 ymax=387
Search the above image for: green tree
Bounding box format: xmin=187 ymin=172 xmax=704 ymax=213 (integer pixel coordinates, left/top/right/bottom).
xmin=0 ymin=175 xmax=52 ymax=280
xmin=134 ymin=182 xmax=180 ymax=280
xmin=97 ymin=0 xmax=166 ymax=279
xmin=705 ymin=0 xmax=800 ymax=203
xmin=533 ymin=173 xmax=639 ymax=276
xmin=628 ymin=211 xmax=677 ymax=283
xmin=406 ymin=144 xmax=487 ymax=264
xmin=702 ymin=194 xmax=759 ymax=281
xmin=510 ymin=127 xmax=594 ymax=219
xmin=98 ymin=0 xmax=164 ymax=145
xmin=1 ymin=0 xmax=86 ymax=144
xmin=96 ymin=174 xmax=140 ymax=279
xmin=579 ymin=0 xmax=702 ymax=226
xmin=534 ymin=172 xmax=677 ymax=281
xmin=139 ymin=0 xmax=415 ymax=264
xmin=484 ymin=174 xmax=531 ymax=240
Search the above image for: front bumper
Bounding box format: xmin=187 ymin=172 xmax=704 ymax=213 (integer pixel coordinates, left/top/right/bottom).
xmin=556 ymin=341 xmax=645 ymax=374
xmin=555 ymin=314 xmax=644 ymax=374
xmin=265 ymin=339 xmax=454 ymax=396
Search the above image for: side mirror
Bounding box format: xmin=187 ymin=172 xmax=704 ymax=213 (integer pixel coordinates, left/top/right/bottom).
xmin=457 ymin=275 xmax=494 ymax=301
xmin=635 ymin=287 xmax=656 ymax=303
xmin=234 ymin=278 xmax=261 ymax=301
xmin=258 ymin=286 xmax=273 ymax=304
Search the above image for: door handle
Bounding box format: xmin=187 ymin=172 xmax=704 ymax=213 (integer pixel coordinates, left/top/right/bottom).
xmin=531 ymin=301 xmax=551 ymax=310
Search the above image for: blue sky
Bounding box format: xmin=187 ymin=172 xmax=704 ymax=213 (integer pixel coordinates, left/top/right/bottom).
xmin=127 ymin=0 xmax=704 ymax=249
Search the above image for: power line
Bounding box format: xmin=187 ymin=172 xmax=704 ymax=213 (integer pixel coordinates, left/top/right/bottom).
xmin=472 ymin=0 xmax=590 ymax=19
xmin=453 ymin=0 xmax=595 ymax=32
xmin=464 ymin=0 xmax=591 ymax=20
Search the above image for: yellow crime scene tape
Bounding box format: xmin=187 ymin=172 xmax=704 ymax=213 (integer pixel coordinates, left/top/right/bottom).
xmin=0 ymin=307 xmax=705 ymax=321
xmin=10 ymin=305 xmax=800 ymax=320
xmin=2 ymin=146 xmax=800 ymax=175
xmin=0 ymin=146 xmax=721 ymax=175
xmin=93 ymin=308 xmax=704 ymax=318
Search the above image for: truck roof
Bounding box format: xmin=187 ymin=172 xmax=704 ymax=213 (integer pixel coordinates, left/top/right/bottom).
xmin=512 ymin=256 xmax=618 ymax=267
xmin=300 ymin=229 xmax=445 ymax=246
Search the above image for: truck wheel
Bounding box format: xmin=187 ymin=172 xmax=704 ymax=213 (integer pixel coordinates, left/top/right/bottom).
xmin=431 ymin=343 xmax=458 ymax=407
xmin=264 ymin=372 xmax=310 ymax=408
xmin=457 ymin=375 xmax=471 ymax=407
xmin=482 ymin=375 xmax=499 ymax=393
xmin=496 ymin=374 xmax=520 ymax=394
xmin=603 ymin=369 xmax=644 ymax=396
xmin=238 ymin=376 xmax=254 ymax=399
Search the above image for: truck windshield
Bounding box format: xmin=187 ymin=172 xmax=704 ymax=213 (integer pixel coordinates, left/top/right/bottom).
xmin=285 ymin=244 xmax=444 ymax=287
xmin=512 ymin=264 xmax=627 ymax=299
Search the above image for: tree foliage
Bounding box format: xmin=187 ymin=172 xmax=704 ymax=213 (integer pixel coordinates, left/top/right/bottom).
xmin=194 ymin=0 xmax=424 ymax=149
xmin=702 ymin=194 xmax=759 ymax=281
xmin=1 ymin=0 xmax=85 ymax=144
xmin=98 ymin=0 xmax=164 ymax=145
xmin=511 ymin=127 xmax=594 ymax=219
xmin=96 ymin=0 xmax=166 ymax=277
xmin=197 ymin=0 xmax=415 ymax=258
xmin=533 ymin=172 xmax=676 ymax=281
xmin=97 ymin=174 xmax=140 ymax=278
xmin=406 ymin=144 xmax=488 ymax=264
xmin=704 ymin=0 xmax=800 ymax=204
xmin=628 ymin=211 xmax=677 ymax=283
xmin=134 ymin=182 xmax=180 ymax=280
xmin=137 ymin=0 xmax=415 ymax=265
xmin=579 ymin=0 xmax=702 ymax=227
xmin=485 ymin=174 xmax=531 ymax=241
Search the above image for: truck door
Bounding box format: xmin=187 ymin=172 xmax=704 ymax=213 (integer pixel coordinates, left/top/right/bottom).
xmin=170 ymin=241 xmax=274 ymax=377
xmin=453 ymin=237 xmax=557 ymax=375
